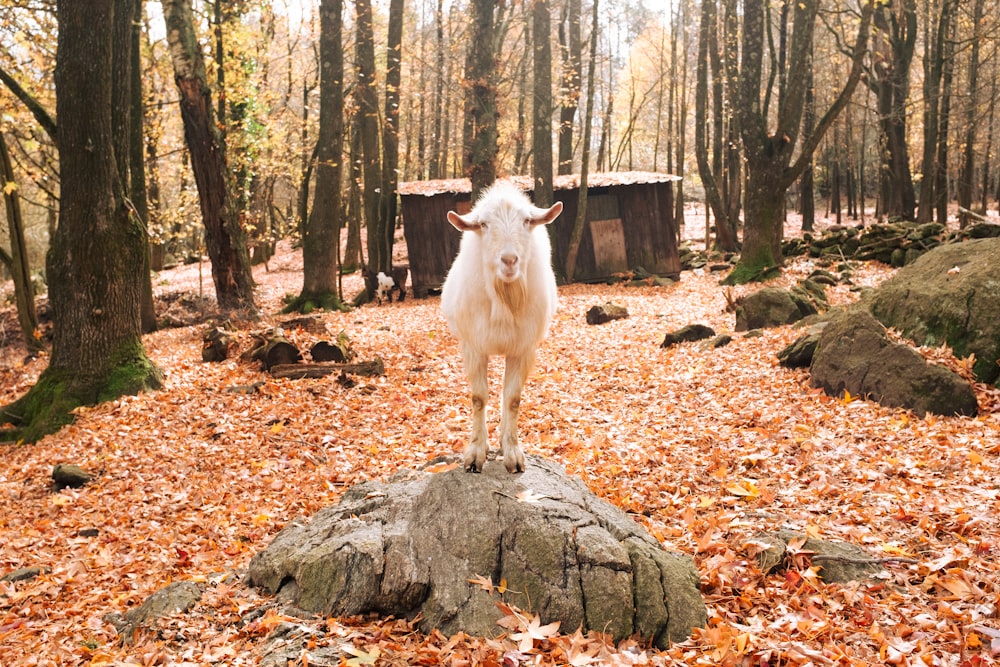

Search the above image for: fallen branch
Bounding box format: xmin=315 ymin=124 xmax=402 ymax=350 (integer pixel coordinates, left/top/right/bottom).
xmin=270 ymin=358 xmax=385 ymax=379
xmin=958 ymin=206 xmax=989 ymax=223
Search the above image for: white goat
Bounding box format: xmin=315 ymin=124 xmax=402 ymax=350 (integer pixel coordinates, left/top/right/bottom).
xmin=441 ymin=182 xmax=562 ymax=473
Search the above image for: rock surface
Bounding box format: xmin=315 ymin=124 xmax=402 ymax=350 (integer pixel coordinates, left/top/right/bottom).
xmin=809 ymin=308 xmax=978 ymax=416
xmin=868 ymin=237 xmax=1000 ymax=384
xmin=247 ymin=456 xmax=706 ymax=647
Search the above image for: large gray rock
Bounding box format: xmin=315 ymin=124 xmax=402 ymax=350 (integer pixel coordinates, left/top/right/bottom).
xmin=868 ymin=237 xmax=1000 ymax=385
xmin=810 ymin=308 xmax=978 ymax=416
xmin=247 ymin=456 xmax=705 ymax=647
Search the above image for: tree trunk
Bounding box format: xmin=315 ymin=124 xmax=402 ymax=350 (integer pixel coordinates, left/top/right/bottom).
xmin=429 ymin=0 xmax=445 ymax=180
xmin=916 ymin=0 xmax=955 ymax=223
xmin=163 ymin=0 xmax=256 ymax=313
xmin=464 ymin=0 xmax=499 ymax=199
xmin=0 ymin=131 xmax=41 ymax=355
xmin=957 ymin=0 xmax=984 ymax=227
xmin=557 ymin=0 xmax=582 ymax=175
xmin=934 ymin=15 xmax=955 ymax=226
xmin=532 ymin=0 xmax=554 ymax=206
xmin=296 ymin=0 xmax=345 ymax=311
xmin=346 ymin=107 xmax=364 ymax=271
xmin=868 ymin=0 xmax=917 ymax=221
xmin=673 ymin=0 xmax=690 ymax=233
xmin=726 ymin=0 xmax=873 ymax=284
xmin=564 ymin=0 xmax=599 ymax=282
xmin=124 ymin=0 xmax=157 ymax=333
xmin=355 ymin=0 xmax=384 ymax=290
xmin=2 ymin=0 xmax=162 ymax=443
xmin=799 ymin=41 xmax=815 ymax=232
xmin=380 ymin=0 xmax=404 ymax=269
xmin=695 ymin=0 xmax=738 ymax=252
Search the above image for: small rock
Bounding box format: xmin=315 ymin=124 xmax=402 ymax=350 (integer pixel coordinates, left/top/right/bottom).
xmin=105 ymin=580 xmax=203 ymax=642
xmin=661 ymin=324 xmax=716 ymax=348
xmin=586 ymin=302 xmax=629 ymax=325
xmin=752 ymin=530 xmax=885 ymax=583
xmin=1 ymin=566 xmax=48 ymax=583
xmin=708 ymin=334 xmax=732 ymax=348
xmin=52 ymin=464 xmax=93 ymax=490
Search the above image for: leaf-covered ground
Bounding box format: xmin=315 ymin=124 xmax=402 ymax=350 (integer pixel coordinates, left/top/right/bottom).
xmin=1 ymin=231 xmax=999 ymax=666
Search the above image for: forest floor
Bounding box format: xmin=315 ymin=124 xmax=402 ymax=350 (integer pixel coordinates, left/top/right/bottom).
xmin=1 ymin=208 xmax=999 ymax=666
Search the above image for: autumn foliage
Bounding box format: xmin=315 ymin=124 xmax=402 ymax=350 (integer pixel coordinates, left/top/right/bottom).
xmin=1 ymin=240 xmax=999 ymax=666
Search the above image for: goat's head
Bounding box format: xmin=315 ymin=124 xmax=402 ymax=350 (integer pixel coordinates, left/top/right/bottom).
xmin=447 ymin=183 xmax=562 ymax=284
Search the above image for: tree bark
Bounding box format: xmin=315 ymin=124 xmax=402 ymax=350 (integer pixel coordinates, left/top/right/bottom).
xmin=0 ymin=131 xmax=41 ymax=354
xmin=557 ymin=0 xmax=582 ymax=175
xmin=957 ymin=0 xmax=983 ymax=227
xmin=868 ymin=0 xmax=917 ymax=221
xmin=2 ymin=0 xmax=162 ymax=443
xmin=123 ymin=0 xmax=157 ymax=333
xmin=380 ymin=0 xmax=404 ymax=269
xmin=916 ymin=0 xmax=955 ymax=223
xmin=532 ymin=0 xmax=554 ymax=207
xmin=355 ymin=0 xmax=384 ymax=291
xmin=464 ymin=0 xmax=499 ymax=199
xmin=564 ymin=0 xmax=599 ymax=282
xmin=799 ymin=41 xmax=815 ymax=232
xmin=695 ymin=0 xmax=738 ymax=252
xmin=163 ymin=0 xmax=256 ymax=313
xmin=296 ymin=0 xmax=345 ymax=310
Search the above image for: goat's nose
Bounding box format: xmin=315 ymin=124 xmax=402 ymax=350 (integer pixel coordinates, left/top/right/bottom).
xmin=501 ymin=254 xmax=518 ymax=268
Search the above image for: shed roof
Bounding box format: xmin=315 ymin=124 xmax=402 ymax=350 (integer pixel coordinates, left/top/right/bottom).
xmin=398 ymin=171 xmax=681 ymax=197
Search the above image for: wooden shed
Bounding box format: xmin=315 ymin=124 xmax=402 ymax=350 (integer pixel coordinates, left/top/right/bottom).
xmin=399 ymin=171 xmax=681 ymax=297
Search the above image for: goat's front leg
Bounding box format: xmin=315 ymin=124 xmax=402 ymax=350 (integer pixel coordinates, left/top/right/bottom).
xmin=461 ymin=343 xmax=489 ymax=472
xmin=499 ymin=352 xmax=534 ymax=473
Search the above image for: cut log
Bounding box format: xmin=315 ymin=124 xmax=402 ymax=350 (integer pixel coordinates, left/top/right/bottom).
xmin=270 ymin=358 xmax=385 ymax=379
xmin=202 ymin=327 xmax=236 ymax=362
xmin=251 ymin=336 xmax=302 ymax=371
xmin=311 ymin=332 xmax=355 ymax=363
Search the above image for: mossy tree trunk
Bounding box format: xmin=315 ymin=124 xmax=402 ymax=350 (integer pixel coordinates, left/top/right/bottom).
xmin=293 ymin=0 xmax=346 ymax=313
xmin=724 ymin=0 xmax=873 ymax=284
xmin=2 ymin=0 xmax=162 ymax=443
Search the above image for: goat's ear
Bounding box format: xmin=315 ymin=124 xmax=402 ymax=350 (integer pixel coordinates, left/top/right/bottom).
xmin=530 ymin=201 xmax=563 ymax=226
xmin=447 ymin=210 xmax=480 ymax=232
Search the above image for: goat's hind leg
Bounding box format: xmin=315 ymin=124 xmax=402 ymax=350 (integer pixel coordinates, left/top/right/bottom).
xmin=499 ymin=352 xmax=533 ymax=473
xmin=461 ymin=344 xmax=489 ymax=472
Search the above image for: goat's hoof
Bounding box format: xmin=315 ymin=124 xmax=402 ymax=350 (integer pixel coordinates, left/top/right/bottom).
xmin=465 ymin=462 xmax=482 ymax=473
xmin=503 ymin=454 xmax=526 ymax=474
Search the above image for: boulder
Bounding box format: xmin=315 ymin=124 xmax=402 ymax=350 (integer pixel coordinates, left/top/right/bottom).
xmin=868 ymin=237 xmax=1000 ymax=385
xmin=734 ymin=285 xmax=821 ymax=331
xmin=809 ymin=308 xmax=978 ymax=416
xmin=247 ymin=456 xmax=706 ymax=647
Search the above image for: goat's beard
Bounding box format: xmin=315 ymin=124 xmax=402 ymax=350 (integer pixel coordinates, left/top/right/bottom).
xmin=493 ymin=276 xmax=526 ymax=315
